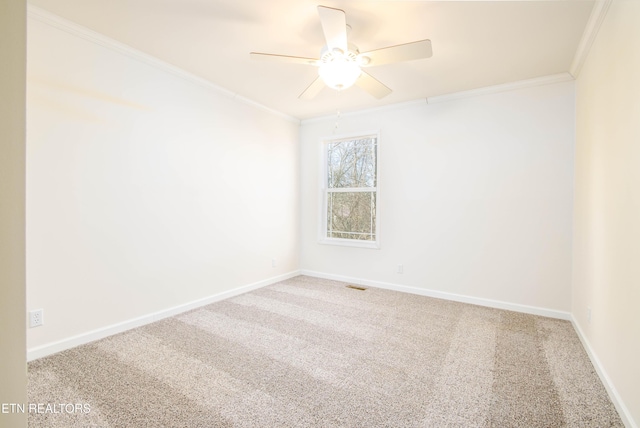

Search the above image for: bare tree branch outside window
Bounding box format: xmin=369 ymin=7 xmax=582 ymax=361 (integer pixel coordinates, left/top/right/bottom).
xmin=325 ymin=136 xmax=377 ymax=242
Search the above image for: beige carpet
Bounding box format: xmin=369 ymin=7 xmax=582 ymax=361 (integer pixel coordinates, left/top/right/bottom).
xmin=28 ymin=276 xmax=623 ymax=427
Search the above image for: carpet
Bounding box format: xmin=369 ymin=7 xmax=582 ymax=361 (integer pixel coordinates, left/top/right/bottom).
xmin=28 ymin=275 xmax=623 ymax=427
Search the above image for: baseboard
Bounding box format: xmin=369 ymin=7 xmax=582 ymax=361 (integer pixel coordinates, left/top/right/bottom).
xmin=571 ymin=318 xmax=637 ymax=428
xmin=27 ymin=270 xmax=301 ymax=361
xmin=301 ymin=270 xmax=636 ymax=425
xmin=300 ymin=270 xmax=572 ymax=320
xmin=28 ymin=269 xmax=634 ymax=427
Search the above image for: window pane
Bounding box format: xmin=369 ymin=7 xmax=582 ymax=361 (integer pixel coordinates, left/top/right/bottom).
xmin=327 ymin=138 xmax=377 ymax=188
xmin=327 ymin=191 xmax=376 ymax=241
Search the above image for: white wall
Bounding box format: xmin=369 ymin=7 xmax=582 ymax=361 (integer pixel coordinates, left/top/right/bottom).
xmin=301 ymin=82 xmax=575 ymax=313
xmin=26 ymin=16 xmax=300 ymax=350
xmin=0 ymin=0 xmax=27 ymax=426
xmin=573 ymin=0 xmax=640 ymax=425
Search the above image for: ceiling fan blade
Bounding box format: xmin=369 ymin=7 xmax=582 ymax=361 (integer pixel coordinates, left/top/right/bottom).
xmin=317 ymin=6 xmax=348 ymax=53
xmin=359 ymin=39 xmax=432 ymax=67
xmin=250 ymin=52 xmax=319 ymax=66
xmin=299 ymin=76 xmax=326 ymax=100
xmin=356 ymin=71 xmax=392 ymax=99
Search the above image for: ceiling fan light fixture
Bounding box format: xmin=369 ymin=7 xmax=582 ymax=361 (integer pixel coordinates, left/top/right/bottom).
xmin=318 ymin=49 xmax=361 ymax=90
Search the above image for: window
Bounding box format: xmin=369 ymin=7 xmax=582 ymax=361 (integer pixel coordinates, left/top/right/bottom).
xmin=320 ymin=133 xmax=379 ymax=248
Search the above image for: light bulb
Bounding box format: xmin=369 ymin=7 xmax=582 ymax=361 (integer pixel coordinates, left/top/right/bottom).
xmin=318 ymin=55 xmax=361 ymax=90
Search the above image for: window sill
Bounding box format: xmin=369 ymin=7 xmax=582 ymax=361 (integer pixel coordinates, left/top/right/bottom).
xmin=318 ymin=238 xmax=380 ymax=249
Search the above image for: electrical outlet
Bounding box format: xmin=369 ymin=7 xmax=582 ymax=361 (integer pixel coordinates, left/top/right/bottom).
xmin=587 ymin=307 xmax=592 ymax=324
xmin=271 ymin=258 xmax=276 ymax=268
xmin=29 ymin=309 xmax=44 ymax=328
xmin=397 ymin=265 xmax=404 ymax=274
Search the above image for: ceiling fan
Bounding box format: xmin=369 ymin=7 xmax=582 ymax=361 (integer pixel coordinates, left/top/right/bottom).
xmin=250 ymin=5 xmax=432 ymax=100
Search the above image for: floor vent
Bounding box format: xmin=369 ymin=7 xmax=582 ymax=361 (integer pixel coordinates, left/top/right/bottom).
xmin=346 ymin=285 xmax=367 ymax=291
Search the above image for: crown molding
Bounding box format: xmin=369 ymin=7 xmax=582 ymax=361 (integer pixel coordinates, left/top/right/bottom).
xmin=26 ymin=5 xmax=300 ymax=125
xmin=302 ymin=72 xmax=574 ymax=123
xmin=28 ymin=3 xmax=594 ymax=124
xmin=426 ymin=72 xmax=574 ymax=104
xmin=569 ymin=0 xmax=613 ymax=78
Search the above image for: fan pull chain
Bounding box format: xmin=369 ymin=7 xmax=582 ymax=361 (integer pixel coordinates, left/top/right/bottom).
xmin=333 ymin=109 xmax=341 ymax=133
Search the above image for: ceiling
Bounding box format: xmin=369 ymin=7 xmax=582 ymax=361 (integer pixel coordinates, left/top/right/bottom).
xmin=28 ymin=0 xmax=595 ymax=120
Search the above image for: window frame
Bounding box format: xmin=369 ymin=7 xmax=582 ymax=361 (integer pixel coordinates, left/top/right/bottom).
xmin=318 ymin=131 xmax=380 ymax=249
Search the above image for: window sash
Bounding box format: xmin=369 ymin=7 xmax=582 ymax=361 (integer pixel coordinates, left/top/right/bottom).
xmin=327 ymin=191 xmax=376 ymax=242
xmin=327 ymin=137 xmax=377 ymax=189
